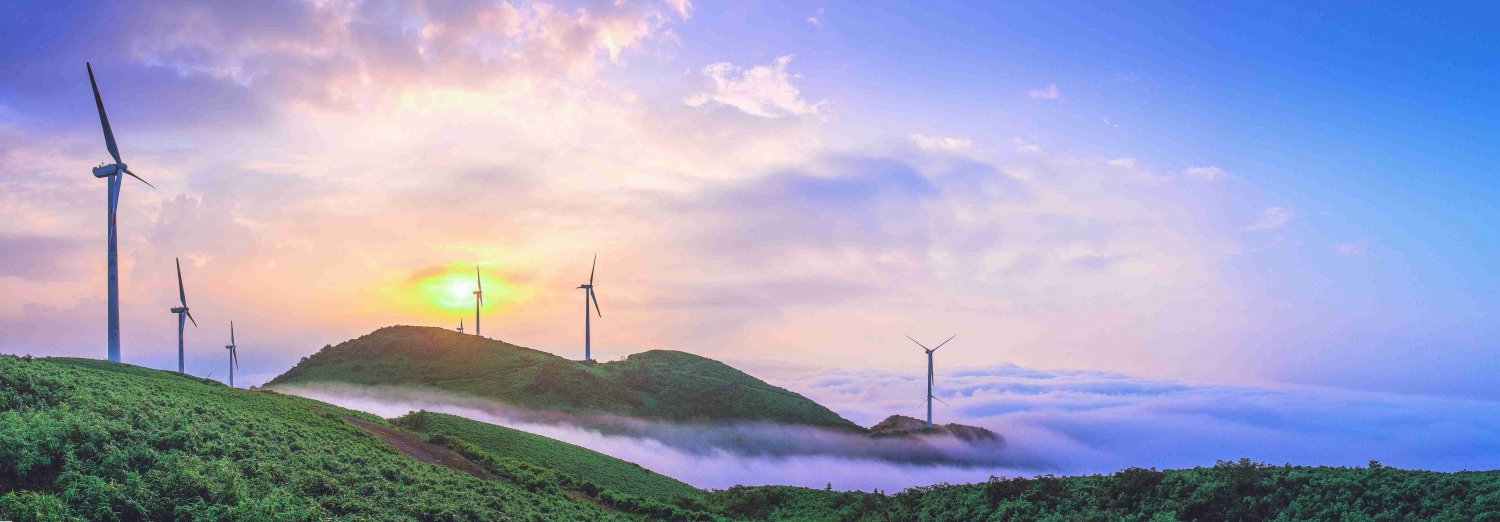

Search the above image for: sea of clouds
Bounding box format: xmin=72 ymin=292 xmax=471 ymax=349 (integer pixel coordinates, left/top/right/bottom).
xmin=276 ymin=361 xmax=1500 ymax=492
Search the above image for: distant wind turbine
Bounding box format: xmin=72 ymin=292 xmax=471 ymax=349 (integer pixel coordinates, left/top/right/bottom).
xmin=225 ymin=321 xmax=240 ymax=388
xmin=169 ymin=258 xmax=197 ymax=373
xmin=472 ymin=267 xmax=482 ymax=337
xmin=577 ymin=255 xmax=602 ymax=361
xmin=87 ymin=62 xmax=155 ymax=362
xmin=907 ymin=335 xmax=954 ymax=427
xmin=457 ymin=317 xmax=464 ymax=334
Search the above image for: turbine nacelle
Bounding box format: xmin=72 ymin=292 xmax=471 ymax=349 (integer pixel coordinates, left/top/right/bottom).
xmin=169 ymin=306 xmax=186 ymax=313
xmin=93 ymin=163 xmax=122 ymax=178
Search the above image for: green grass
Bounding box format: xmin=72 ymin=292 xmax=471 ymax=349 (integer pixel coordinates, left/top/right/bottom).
xmin=704 ymin=460 xmax=1500 ymax=521
xmin=267 ymin=325 xmax=858 ymax=430
xmin=393 ymin=411 xmax=702 ymax=500
xmin=0 ymin=354 xmax=655 ymax=521
xmin=9 ymin=352 xmax=1500 ymax=521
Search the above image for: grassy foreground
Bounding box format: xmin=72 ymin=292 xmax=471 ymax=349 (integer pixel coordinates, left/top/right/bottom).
xmin=8 ymin=353 xmax=1500 ymax=521
xmin=267 ymin=325 xmax=856 ymax=429
xmin=393 ymin=411 xmax=702 ymax=500
xmin=0 ymin=355 xmax=694 ymax=521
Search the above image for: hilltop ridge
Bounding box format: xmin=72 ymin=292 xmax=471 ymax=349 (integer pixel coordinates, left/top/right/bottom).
xmin=267 ymin=325 xmax=861 ymax=430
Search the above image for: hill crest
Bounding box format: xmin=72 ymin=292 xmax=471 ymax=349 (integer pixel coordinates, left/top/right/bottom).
xmin=268 ymin=325 xmax=861 ymax=430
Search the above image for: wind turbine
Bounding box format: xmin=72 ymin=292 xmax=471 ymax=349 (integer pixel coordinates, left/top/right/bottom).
xmin=169 ymin=258 xmax=197 ymax=373
xmin=225 ymin=321 xmax=240 ymax=388
xmin=87 ymin=62 xmax=155 ymax=362
xmin=907 ymin=335 xmax=954 ymax=427
xmin=457 ymin=318 xmax=464 ymax=334
xmin=472 ymin=267 xmax=482 ymax=337
xmin=577 ymin=255 xmax=601 ymax=361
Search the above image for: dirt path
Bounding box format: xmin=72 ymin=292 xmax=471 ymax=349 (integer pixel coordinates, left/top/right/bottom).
xmin=287 ymin=399 xmax=495 ymax=480
xmin=339 ymin=415 xmax=496 ymax=480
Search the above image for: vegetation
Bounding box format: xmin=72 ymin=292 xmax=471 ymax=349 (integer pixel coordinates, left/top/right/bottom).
xmin=8 ymin=352 xmax=1500 ymax=520
xmin=393 ymin=410 xmax=701 ymax=500
xmin=0 ymin=354 xmax=644 ymax=521
xmin=704 ymin=459 xmax=1500 ymax=521
xmin=267 ymin=325 xmax=857 ymax=429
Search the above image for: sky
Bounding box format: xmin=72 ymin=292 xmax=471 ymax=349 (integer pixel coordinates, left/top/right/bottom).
xmin=3 ymin=0 xmax=1500 ymax=471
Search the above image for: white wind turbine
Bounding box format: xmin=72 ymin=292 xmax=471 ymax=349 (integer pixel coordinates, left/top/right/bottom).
xmin=87 ymin=63 xmax=155 ymax=362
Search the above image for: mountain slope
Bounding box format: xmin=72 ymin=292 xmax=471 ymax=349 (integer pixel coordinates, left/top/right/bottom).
xmin=267 ymin=325 xmax=858 ymax=430
xmin=0 ymin=355 xmax=635 ymax=520
xmin=393 ymin=411 xmax=702 ymax=500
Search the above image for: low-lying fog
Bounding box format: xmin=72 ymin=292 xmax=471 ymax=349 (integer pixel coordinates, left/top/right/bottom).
xmin=278 ymin=383 xmax=1033 ymax=492
xmin=275 ymin=362 xmax=1500 ymax=492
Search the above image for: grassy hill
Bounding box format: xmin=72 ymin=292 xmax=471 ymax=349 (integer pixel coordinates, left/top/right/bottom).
xmin=393 ymin=411 xmax=702 ymax=500
xmin=267 ymin=325 xmax=858 ymax=430
xmin=7 ymin=353 xmax=1500 ymax=521
xmin=0 ymin=354 xmax=724 ymax=521
xmin=703 ymin=461 xmax=1500 ymax=521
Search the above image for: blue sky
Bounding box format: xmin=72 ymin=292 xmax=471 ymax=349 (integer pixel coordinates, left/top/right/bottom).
xmin=3 ymin=0 xmax=1500 ymax=471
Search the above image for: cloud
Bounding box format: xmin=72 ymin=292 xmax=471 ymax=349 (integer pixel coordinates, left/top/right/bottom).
xmin=908 ymin=134 xmax=972 ymax=152
xmin=664 ymin=0 xmax=694 ymax=19
xmin=1248 ymin=207 xmax=1295 ymax=230
xmin=1011 ymin=137 xmax=1041 ymax=153
xmin=806 ymin=17 xmax=821 ymax=27
xmin=685 ymin=55 xmax=827 ymax=117
xmin=0 ymin=235 xmax=91 ymax=281
xmin=121 ymin=0 xmax=681 ymax=110
xmin=280 ymin=384 xmax=1034 ymax=491
xmin=753 ymin=362 xmax=1500 ymax=474
xmin=1029 ymin=84 xmax=1059 ymax=99
xmin=1107 ymin=158 xmax=1137 ymax=168
xmin=1336 ymin=243 xmax=1362 ymax=255
xmin=1184 ymin=166 xmax=1233 ymax=181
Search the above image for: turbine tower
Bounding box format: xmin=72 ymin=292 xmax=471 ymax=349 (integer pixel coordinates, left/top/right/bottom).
xmin=907 ymin=335 xmax=954 ymax=427
xmin=472 ymin=267 xmax=482 ymax=337
xmin=457 ymin=318 xmax=464 ymax=334
xmin=169 ymin=258 xmax=197 ymax=373
xmin=87 ymin=63 xmax=155 ymax=362
xmin=577 ymin=255 xmax=601 ymax=361
xmin=225 ymin=321 xmax=240 ymax=388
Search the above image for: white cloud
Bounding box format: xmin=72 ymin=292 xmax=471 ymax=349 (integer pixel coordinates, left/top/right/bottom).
xmin=1100 ymin=117 xmax=1121 ymax=128
xmin=1107 ymin=158 xmax=1137 ymax=168
xmin=1336 ymin=243 xmax=1362 ymax=256
xmin=807 ymin=17 xmax=821 ymax=26
xmin=908 ymin=134 xmax=972 ymax=152
xmin=1029 ymin=83 xmax=1059 ymax=99
xmin=1011 ymin=137 xmax=1041 ymax=153
xmin=758 ymin=362 xmax=1500 ymax=474
xmin=1248 ymin=207 xmax=1295 ymax=230
xmin=664 ymin=0 xmax=693 ymax=19
xmin=1183 ymin=166 xmax=1233 ymax=181
xmin=685 ymin=55 xmax=827 ymax=118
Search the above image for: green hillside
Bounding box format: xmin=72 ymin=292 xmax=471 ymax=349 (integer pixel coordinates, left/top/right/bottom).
xmin=705 ymin=461 xmax=1500 ymax=521
xmin=267 ymin=325 xmax=857 ymax=430
xmin=393 ymin=411 xmax=702 ymax=500
xmin=0 ymin=354 xmax=723 ymax=521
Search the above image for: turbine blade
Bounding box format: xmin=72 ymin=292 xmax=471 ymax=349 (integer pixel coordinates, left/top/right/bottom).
xmin=590 ymin=288 xmax=601 ymax=317
xmin=230 ymin=321 xmax=235 ymax=345
xmin=232 ymin=347 xmax=239 ymax=369
xmin=933 ymin=396 xmax=950 ymax=407
xmin=906 ymin=335 xmax=930 ymax=351
xmin=589 ymin=255 xmax=596 ymax=286
xmin=931 ymin=335 xmax=955 ymax=352
xmin=86 ymin=63 xmax=122 ymax=165
xmin=476 ymin=266 xmax=482 ymax=292
xmin=176 ymin=258 xmax=187 ymax=306
xmin=186 ymin=310 xmax=198 ymax=328
xmin=123 ymin=168 xmax=155 ymax=189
